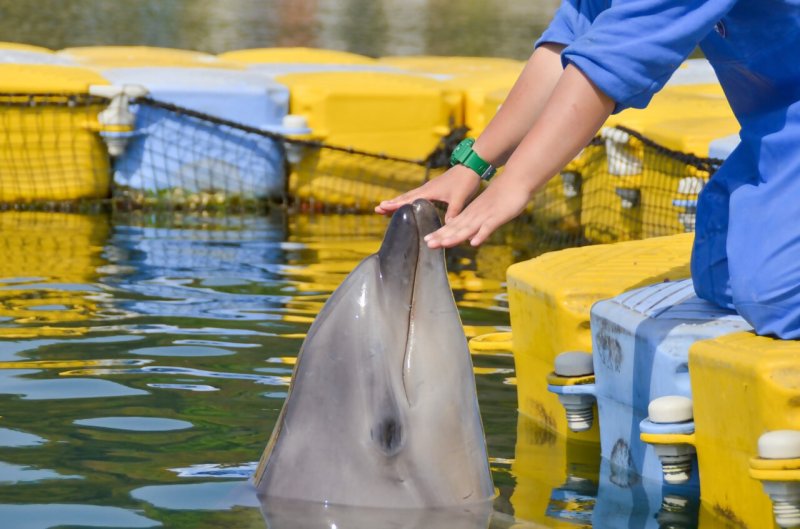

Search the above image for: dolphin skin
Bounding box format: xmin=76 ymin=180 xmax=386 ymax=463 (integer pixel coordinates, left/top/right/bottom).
xmin=254 ymin=199 xmax=494 ymax=508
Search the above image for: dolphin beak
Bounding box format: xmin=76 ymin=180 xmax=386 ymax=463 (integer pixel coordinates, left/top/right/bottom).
xmin=410 ymin=199 xmax=443 ymax=240
xmin=376 ymin=200 xmax=442 ymax=296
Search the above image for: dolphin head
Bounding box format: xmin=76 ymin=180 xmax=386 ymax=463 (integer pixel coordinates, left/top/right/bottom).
xmin=254 ymin=199 xmax=494 ymax=509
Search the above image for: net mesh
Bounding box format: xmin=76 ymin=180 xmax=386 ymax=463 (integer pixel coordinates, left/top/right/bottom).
xmin=0 ymin=94 xmax=724 ymax=247
xmin=0 ymin=94 xmax=110 ymax=207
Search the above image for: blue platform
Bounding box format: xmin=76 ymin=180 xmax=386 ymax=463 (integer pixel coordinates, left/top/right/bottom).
xmin=589 ymin=279 xmax=751 ymax=485
xmin=102 ymin=67 xmax=292 ymax=199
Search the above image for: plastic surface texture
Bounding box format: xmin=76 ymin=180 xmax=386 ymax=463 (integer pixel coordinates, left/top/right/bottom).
xmin=690 ymin=332 xmax=800 ymax=527
xmin=590 ymin=279 xmax=750 ymax=483
xmin=58 ymin=46 xmax=239 ymax=69
xmin=507 ymin=232 xmax=694 ymax=438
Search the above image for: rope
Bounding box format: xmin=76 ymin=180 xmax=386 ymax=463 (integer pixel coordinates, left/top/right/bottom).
xmin=135 ymin=97 xmax=443 ymax=167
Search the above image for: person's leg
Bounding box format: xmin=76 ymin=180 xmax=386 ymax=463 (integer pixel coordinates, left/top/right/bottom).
xmin=691 ymin=149 xmax=743 ymax=311
xmin=727 ymin=133 xmax=800 ymax=339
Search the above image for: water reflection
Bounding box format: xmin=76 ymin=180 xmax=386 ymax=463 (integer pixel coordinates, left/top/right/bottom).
xmin=0 ymin=504 xmax=159 ymax=529
xmin=510 ymin=411 xmax=704 ymax=529
xmin=0 ymin=0 xmax=559 ymax=59
xmin=260 ymin=496 xmax=493 ymax=529
xmin=0 ymin=209 xmax=706 ymax=528
xmin=0 ymin=211 xmax=110 ymax=336
xmin=104 ymin=211 xmax=289 ymax=322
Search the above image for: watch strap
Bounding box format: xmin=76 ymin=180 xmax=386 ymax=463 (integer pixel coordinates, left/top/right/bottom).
xmin=450 ymin=138 xmax=496 ymax=181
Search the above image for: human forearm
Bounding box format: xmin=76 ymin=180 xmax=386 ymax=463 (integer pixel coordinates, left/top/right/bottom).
xmin=422 ymin=64 xmax=614 ymax=249
xmin=497 ymin=63 xmax=614 ymax=196
xmin=472 ymin=43 xmax=566 ymax=167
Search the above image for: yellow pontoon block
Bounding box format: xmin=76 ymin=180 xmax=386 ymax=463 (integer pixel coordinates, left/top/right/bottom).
xmin=377 ymin=55 xmax=522 ymax=75
xmin=220 ymin=47 xmax=377 ymax=65
xmin=0 ymin=64 xmax=112 ymax=202
xmin=277 ymin=71 xmax=462 ymax=209
xmin=581 ymin=82 xmax=737 ymax=243
xmin=378 ymin=56 xmax=524 ymax=135
xmin=688 ymin=332 xmax=800 ymax=528
xmin=507 ymin=232 xmax=694 ymax=438
xmin=58 ymin=46 xmax=241 ymax=69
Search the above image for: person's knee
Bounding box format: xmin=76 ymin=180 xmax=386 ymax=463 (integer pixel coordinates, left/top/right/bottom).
xmin=731 ymin=272 xmax=800 ymax=339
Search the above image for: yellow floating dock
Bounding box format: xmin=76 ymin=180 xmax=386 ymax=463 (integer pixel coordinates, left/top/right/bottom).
xmin=377 ymin=55 xmax=524 ymax=136
xmin=507 ymin=232 xmax=694 ymax=438
xmin=580 ymin=60 xmax=739 ymax=243
xmin=690 ymin=333 xmax=800 ymax=528
xmin=0 ymin=64 xmax=112 ymax=203
xmin=220 ymin=47 xmax=377 ymax=65
xmin=508 ymin=229 xmax=799 ymax=529
xmin=276 ymin=70 xmax=462 ymax=208
xmin=58 ymin=46 xmax=241 ymax=69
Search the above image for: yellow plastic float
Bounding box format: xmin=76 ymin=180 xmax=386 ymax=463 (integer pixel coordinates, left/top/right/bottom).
xmin=220 ymin=47 xmax=377 ymax=65
xmin=686 ymin=333 xmax=800 ymax=529
xmin=508 ymin=226 xmax=800 ymax=528
xmin=58 ymin=46 xmax=241 ymax=69
xmin=378 ymin=55 xmax=525 ymax=135
xmin=506 ymin=232 xmax=694 ymax=438
xmin=218 ymin=47 xmax=463 ymax=209
xmin=0 ymin=64 xmax=113 ymax=202
xmin=580 ymin=60 xmax=739 ymax=243
xmin=276 ymin=71 xmax=462 ymax=209
xmin=0 ymin=41 xmax=54 ymax=53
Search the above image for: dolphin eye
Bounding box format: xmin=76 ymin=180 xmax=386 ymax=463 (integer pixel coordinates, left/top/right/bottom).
xmin=373 ymin=418 xmax=403 ymax=456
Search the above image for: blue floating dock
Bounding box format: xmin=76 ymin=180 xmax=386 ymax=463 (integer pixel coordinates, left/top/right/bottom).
xmin=101 ymin=67 xmax=292 ymax=198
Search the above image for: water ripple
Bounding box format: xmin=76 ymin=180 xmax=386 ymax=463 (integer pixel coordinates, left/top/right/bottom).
xmin=60 ymin=366 xmax=289 ymax=386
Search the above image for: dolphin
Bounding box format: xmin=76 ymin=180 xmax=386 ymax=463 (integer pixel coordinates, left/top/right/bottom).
xmin=258 ymin=497 xmax=494 ymax=529
xmin=254 ymin=199 xmax=495 ymax=509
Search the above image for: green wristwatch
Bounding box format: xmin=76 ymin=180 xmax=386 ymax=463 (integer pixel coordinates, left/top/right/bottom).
xmin=450 ymin=138 xmax=496 ymax=181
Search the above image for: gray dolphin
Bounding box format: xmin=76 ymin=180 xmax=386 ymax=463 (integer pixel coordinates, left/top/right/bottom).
xmin=259 ymin=497 xmax=494 ymax=529
xmin=254 ymin=199 xmax=495 ymax=509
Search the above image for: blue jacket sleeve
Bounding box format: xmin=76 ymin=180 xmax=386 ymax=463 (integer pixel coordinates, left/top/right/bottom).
xmin=535 ymin=1 xmax=592 ymax=48
xmin=561 ymin=0 xmax=738 ymax=112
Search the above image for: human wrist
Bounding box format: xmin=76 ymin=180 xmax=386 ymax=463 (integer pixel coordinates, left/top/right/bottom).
xmin=472 ymin=138 xmax=500 ymax=168
xmin=450 ymin=138 xmax=497 ymax=181
xmin=451 ymin=162 xmax=482 ymax=181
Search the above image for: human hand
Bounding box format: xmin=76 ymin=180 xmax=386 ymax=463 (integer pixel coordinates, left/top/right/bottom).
xmin=422 ymin=174 xmax=531 ymax=248
xmin=374 ymin=164 xmax=481 ymax=222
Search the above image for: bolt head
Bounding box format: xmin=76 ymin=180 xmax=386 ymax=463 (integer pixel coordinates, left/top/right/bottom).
xmin=554 ymin=351 xmax=593 ymax=377
xmin=648 ymin=396 xmax=693 ymax=424
xmin=759 ymin=430 xmax=800 ymax=460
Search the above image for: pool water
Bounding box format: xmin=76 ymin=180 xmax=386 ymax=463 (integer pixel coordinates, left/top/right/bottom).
xmin=0 ymin=210 xmax=701 ymax=528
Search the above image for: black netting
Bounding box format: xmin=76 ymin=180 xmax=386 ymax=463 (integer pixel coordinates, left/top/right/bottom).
xmin=560 ymin=126 xmax=722 ymax=245
xmin=0 ymin=94 xmax=111 ymax=210
xmin=0 ymin=94 xmax=724 ymax=248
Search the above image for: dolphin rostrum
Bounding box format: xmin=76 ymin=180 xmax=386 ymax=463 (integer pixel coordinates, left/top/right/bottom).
xmin=254 ymin=199 xmax=495 ymax=509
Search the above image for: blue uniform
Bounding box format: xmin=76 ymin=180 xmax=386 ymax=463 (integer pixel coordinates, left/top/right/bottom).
xmin=537 ymin=0 xmax=800 ymax=338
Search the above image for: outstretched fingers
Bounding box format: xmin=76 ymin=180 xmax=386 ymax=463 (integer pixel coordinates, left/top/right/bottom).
xmin=424 ymin=211 xmax=495 ymax=248
xmin=374 ymin=189 xmax=423 ymax=214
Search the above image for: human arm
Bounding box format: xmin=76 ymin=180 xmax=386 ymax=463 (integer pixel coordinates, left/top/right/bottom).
xmin=423 ymin=0 xmax=740 ymax=248
xmin=424 ymin=63 xmax=614 ymax=248
xmin=374 ymin=43 xmax=567 ymax=221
